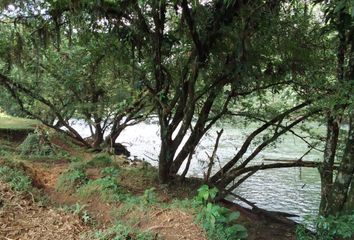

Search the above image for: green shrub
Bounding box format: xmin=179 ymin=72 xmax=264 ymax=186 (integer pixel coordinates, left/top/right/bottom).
xmin=20 ymin=133 xmax=50 ymax=155
xmin=56 ymin=168 xmax=88 ymax=192
xmin=195 ymin=185 xmax=247 ymax=240
xmin=0 ymin=166 xmax=32 ymax=191
xmin=296 ymin=213 xmax=354 ymax=240
xmin=87 ymin=153 xmax=113 ymax=168
xmin=19 ymin=133 xmax=69 ymax=159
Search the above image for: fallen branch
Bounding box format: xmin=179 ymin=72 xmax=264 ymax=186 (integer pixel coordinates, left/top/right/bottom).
xmin=219 ymin=189 xmax=298 ymax=226
xmin=262 ymin=159 xmax=339 ymax=170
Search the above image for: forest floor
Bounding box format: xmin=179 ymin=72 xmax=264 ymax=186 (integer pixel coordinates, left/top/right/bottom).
xmin=0 ymin=117 xmax=297 ymax=240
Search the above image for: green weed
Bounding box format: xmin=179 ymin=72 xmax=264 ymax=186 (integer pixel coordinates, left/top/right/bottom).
xmin=169 ymin=198 xmax=197 ymax=210
xmin=0 ymin=166 xmax=32 ymax=191
xmin=195 ymin=185 xmax=247 ymax=240
xmin=296 ymin=213 xmax=354 ymax=240
xmin=56 ymin=168 xmax=88 ymax=192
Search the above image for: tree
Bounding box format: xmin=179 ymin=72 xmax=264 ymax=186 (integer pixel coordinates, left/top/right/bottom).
xmin=122 ymin=0 xmax=317 ymax=183
xmin=0 ymin=1 xmax=149 ymax=149
xmin=318 ymin=0 xmax=354 ymax=216
xmin=1 ymin=0 xmax=334 ymax=185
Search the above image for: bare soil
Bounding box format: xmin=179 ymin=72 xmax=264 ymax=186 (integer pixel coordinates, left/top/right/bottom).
xmin=0 ymin=182 xmax=89 ymax=240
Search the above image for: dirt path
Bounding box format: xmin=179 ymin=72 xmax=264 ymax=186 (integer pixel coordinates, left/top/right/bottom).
xmin=20 ymin=161 xmax=207 ymax=240
xmin=0 ymin=182 xmax=89 ymax=240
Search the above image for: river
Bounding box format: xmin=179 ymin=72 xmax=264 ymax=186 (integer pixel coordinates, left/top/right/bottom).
xmin=69 ymin=118 xmax=325 ymax=224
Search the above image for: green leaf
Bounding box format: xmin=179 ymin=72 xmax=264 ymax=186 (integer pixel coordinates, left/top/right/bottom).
xmin=334 ymin=0 xmax=346 ymax=13
xmin=228 ymin=211 xmax=240 ymax=222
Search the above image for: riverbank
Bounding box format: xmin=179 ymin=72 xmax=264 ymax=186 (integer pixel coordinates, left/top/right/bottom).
xmin=0 ymin=119 xmax=299 ymax=239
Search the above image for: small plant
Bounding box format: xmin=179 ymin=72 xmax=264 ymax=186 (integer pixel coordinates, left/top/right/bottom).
xmin=196 ymin=184 xmax=218 ymax=204
xmin=195 ymin=185 xmax=247 ymax=240
xmin=0 ymin=166 xmax=32 ymax=192
xmin=63 ymin=203 xmax=94 ymax=225
xmin=56 ymin=168 xmax=88 ymax=192
xmin=81 ymin=210 xmax=93 ymax=225
xmin=296 ymin=213 xmax=354 ymax=240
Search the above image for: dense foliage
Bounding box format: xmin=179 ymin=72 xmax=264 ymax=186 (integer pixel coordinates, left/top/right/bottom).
xmin=0 ymin=0 xmax=353 ymax=236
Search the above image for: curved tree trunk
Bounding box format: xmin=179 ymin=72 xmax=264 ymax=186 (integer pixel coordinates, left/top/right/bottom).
xmin=319 ymin=115 xmax=340 ymax=216
xmin=327 ymin=111 xmax=354 ymax=215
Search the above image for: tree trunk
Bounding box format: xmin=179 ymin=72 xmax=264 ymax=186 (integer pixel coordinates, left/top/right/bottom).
xmin=105 ymin=127 xmax=123 ymax=147
xmin=327 ymin=111 xmax=354 ymax=215
xmin=158 ymin=115 xmax=176 ymax=183
xmin=92 ymin=123 xmax=104 ymax=148
xmin=319 ymin=115 xmax=340 ymax=216
xmin=158 ymin=140 xmax=175 ymax=183
xmin=324 ymin=10 xmax=354 ymax=215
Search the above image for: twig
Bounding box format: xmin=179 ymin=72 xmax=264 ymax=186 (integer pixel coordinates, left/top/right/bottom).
xmin=146 ymin=225 xmax=174 ymax=231
xmin=143 ymin=154 xmax=158 ymax=162
xmin=205 ymin=129 xmax=223 ymax=182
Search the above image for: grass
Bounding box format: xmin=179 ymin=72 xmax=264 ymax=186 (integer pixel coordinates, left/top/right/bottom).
xmin=0 ymin=113 xmax=39 ymax=130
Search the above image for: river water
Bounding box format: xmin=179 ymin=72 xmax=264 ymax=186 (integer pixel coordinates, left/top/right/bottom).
xmin=69 ymin=118 xmax=325 ymax=223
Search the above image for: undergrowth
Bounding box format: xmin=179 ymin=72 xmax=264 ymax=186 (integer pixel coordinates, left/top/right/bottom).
xmin=82 ymin=221 xmax=157 ymax=240
xmin=0 ymin=138 xmax=18 ymax=157
xmin=194 ymin=185 xmax=247 ymax=240
xmin=296 ymin=213 xmax=354 ymax=240
xmin=77 ymin=167 xmax=126 ymax=202
xmin=19 ymin=132 xmax=69 ymax=159
xmin=56 ymin=167 xmax=88 ymax=192
xmin=86 ymin=153 xmax=113 ymax=167
xmin=0 ymin=166 xmax=32 ymax=191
